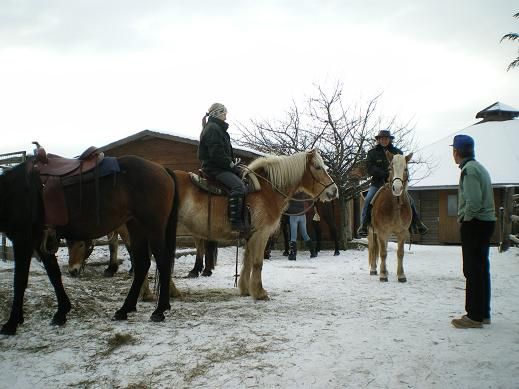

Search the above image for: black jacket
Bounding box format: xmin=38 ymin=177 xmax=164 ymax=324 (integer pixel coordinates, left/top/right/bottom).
xmin=366 ymin=143 xmax=403 ymax=187
xmin=197 ymin=117 xmax=236 ymax=177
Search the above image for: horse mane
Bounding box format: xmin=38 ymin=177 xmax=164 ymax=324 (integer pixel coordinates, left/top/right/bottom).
xmin=248 ymin=151 xmax=310 ymax=191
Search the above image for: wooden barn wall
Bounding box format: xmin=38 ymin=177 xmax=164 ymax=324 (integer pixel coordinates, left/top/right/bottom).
xmin=408 ymin=190 xmax=440 ymax=245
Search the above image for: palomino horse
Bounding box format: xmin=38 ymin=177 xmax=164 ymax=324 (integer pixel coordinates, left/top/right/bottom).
xmin=0 ymin=153 xmax=178 ymax=335
xmin=368 ymin=152 xmax=413 ymax=282
xmin=172 ymin=149 xmax=338 ymax=300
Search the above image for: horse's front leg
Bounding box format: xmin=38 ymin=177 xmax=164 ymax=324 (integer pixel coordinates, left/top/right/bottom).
xmin=39 ymin=251 xmax=72 ymax=326
xmin=396 ymin=235 xmax=407 ymax=283
xmin=149 ymin=238 xmax=173 ymax=322
xmin=104 ymin=233 xmax=120 ymax=277
xmin=378 ymin=237 xmax=389 ymax=282
xmin=367 ymin=229 xmax=378 ymax=275
xmin=0 ymin=244 xmax=33 ymax=335
xmin=247 ymin=235 xmax=270 ymax=300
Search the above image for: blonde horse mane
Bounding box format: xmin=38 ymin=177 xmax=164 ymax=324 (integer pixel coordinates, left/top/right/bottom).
xmin=248 ymin=151 xmax=312 ymax=191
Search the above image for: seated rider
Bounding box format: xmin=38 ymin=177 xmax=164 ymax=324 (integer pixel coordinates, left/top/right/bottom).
xmin=197 ymin=103 xmax=247 ymax=232
xmin=357 ymin=129 xmax=428 ymax=237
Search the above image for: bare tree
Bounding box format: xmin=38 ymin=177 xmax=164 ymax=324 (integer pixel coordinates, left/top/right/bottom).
xmin=501 ymin=12 xmax=519 ymax=71
xmin=234 ymin=82 xmax=430 ymax=246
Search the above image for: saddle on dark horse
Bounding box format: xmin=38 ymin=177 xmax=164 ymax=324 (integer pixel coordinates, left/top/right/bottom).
xmin=32 ymin=143 xmax=120 ymax=254
xmin=189 ymin=168 xmax=260 ymax=236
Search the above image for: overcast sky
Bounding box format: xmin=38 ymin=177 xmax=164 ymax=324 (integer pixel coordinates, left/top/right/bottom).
xmin=1 ymin=0 xmax=517 ymax=157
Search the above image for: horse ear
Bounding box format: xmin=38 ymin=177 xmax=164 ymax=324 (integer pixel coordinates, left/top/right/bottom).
xmin=405 ymin=153 xmax=413 ymax=163
xmin=385 ymin=150 xmax=394 ymax=161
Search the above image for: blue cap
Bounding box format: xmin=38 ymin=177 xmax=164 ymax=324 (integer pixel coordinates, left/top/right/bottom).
xmin=451 ymin=134 xmax=474 ymax=150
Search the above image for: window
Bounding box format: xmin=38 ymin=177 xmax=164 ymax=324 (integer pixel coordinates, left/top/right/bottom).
xmin=447 ymin=194 xmax=457 ymax=217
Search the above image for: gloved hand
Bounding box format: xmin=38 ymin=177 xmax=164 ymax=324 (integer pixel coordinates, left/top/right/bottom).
xmin=230 ymin=157 xmax=241 ymax=168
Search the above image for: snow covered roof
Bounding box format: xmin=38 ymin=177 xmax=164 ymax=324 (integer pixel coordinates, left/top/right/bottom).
xmin=410 ymin=118 xmax=519 ymax=190
xmin=476 ymin=101 xmax=519 ymax=120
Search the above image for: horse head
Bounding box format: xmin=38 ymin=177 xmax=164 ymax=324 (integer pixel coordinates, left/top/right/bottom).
xmin=386 ymin=151 xmax=413 ymax=197
xmin=300 ymin=149 xmax=338 ymax=201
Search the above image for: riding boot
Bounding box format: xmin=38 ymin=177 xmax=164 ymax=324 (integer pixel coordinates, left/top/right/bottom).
xmin=357 ymin=204 xmax=372 ymax=237
xmin=41 ymin=225 xmax=59 ymax=255
xmin=305 ymin=240 xmax=317 ymax=258
xmin=228 ymin=195 xmax=246 ymax=232
xmin=288 ymin=241 xmax=297 ymax=261
xmin=410 ymin=205 xmax=428 ymax=235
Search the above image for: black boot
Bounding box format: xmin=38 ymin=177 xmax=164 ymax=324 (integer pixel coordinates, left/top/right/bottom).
xmin=228 ymin=195 xmax=246 ymax=232
xmin=305 ymin=240 xmax=317 ymax=258
xmin=288 ymin=241 xmax=297 ymax=261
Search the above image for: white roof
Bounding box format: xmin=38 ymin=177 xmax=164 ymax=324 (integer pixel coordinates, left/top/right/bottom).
xmin=410 ymin=118 xmax=519 ymax=189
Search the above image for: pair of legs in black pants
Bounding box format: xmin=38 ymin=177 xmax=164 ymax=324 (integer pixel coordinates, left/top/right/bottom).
xmin=460 ymin=219 xmax=495 ymax=322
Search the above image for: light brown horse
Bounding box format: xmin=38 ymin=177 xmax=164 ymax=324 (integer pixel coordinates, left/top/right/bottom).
xmin=173 ymin=149 xmax=338 ymax=300
xmin=368 ymin=152 xmax=413 ymax=282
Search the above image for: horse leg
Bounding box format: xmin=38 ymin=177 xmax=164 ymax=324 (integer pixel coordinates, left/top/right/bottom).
xmin=378 ymin=236 xmax=389 ymax=282
xmin=312 ymin=219 xmax=322 ymax=253
xmin=114 ymin=233 xmax=150 ymax=321
xmin=188 ymin=237 xmax=204 ymax=278
xmin=149 ymin=237 xmax=173 ymax=322
xmin=238 ymin=240 xmax=252 ymax=296
xmin=202 ymin=240 xmax=217 ymax=277
xmin=281 ymin=216 xmax=290 ymax=256
xmin=396 ymin=235 xmax=407 ymax=283
xmin=104 ymin=232 xmax=120 ymax=277
xmin=329 ymin=223 xmax=340 ymax=256
xmin=0 ymin=243 xmax=33 ymax=335
xmin=39 ymin=251 xmax=73 ymax=326
xmin=247 ymin=234 xmax=270 ymax=300
xmin=139 ymin=275 xmax=155 ymax=301
xmin=367 ymin=228 xmax=378 ymax=275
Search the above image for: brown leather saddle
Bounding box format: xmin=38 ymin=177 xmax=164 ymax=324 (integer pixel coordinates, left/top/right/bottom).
xmin=33 ymin=146 xmax=105 ymax=227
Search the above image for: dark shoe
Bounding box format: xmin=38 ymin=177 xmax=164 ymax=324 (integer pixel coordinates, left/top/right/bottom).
xmin=416 ymin=221 xmax=428 ymax=235
xmin=451 ymin=315 xmax=483 ymax=329
xmin=282 ymin=250 xmax=289 ymax=257
xmin=288 ymin=241 xmax=297 ymax=261
xmin=305 ymin=240 xmax=317 ymax=258
xmin=357 ymin=223 xmax=368 ymax=237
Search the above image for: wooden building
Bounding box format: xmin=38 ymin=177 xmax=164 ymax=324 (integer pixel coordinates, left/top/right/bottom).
xmin=409 ymin=102 xmax=519 ymax=245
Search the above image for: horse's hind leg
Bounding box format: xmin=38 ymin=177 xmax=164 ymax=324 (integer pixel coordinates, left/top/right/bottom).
xmin=39 ymin=251 xmax=72 ymax=326
xmin=367 ymin=228 xmax=378 ymax=275
xmin=202 ymin=240 xmax=217 ymax=277
xmin=396 ymin=236 xmax=407 ymax=283
xmin=1 ymin=244 xmax=34 ymax=335
xmin=188 ymin=237 xmax=204 ymax=278
xmin=239 ymin=240 xmax=252 ymax=296
xmin=114 ymin=232 xmax=150 ymax=321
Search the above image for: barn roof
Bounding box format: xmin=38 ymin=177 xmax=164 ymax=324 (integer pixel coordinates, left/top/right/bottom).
xmin=99 ymin=129 xmax=263 ymax=159
xmin=476 ymin=101 xmax=519 ymax=120
xmin=410 ymin=116 xmax=519 ymax=190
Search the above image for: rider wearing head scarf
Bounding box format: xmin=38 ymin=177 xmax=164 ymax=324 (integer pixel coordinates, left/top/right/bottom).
xmin=197 ymin=103 xmax=246 ymax=232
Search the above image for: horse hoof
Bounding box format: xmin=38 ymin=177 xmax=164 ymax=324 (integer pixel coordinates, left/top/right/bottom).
xmin=380 ymin=277 xmax=388 ymax=282
xmin=186 ymin=271 xmax=199 ymax=278
xmin=370 ymin=270 xmax=377 ymax=275
xmin=334 ymin=251 xmax=340 ymax=256
xmin=51 ymin=314 xmax=67 ymax=326
xmin=398 ymin=277 xmax=407 ymax=283
xmin=201 ymin=270 xmax=212 ymax=277
xmin=150 ymin=312 xmax=165 ymax=322
xmin=112 ymin=310 xmax=128 ymax=321
xmin=103 ymin=269 xmax=116 ymax=277
xmin=0 ymin=323 xmax=17 ymax=336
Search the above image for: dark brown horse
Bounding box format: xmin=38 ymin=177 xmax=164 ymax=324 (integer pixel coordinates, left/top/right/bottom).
xmin=368 ymin=152 xmax=413 ymax=282
xmin=309 ymin=200 xmax=341 ymax=256
xmin=0 ymin=152 xmax=178 ymax=335
xmin=173 ymin=150 xmax=338 ymax=300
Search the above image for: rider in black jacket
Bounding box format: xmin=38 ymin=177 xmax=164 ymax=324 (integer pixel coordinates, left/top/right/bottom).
xmin=198 ymin=103 xmax=246 ymax=232
xmin=357 ymin=129 xmax=428 ymax=237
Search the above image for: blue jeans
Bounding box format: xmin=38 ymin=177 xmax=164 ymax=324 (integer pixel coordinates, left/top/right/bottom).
xmin=361 ymin=184 xmax=381 ymax=224
xmin=289 ymin=215 xmax=311 ymax=242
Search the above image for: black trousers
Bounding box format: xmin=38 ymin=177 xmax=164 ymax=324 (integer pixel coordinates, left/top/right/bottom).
xmin=215 ymin=171 xmax=246 ymax=197
xmin=460 ymin=219 xmax=495 ymax=322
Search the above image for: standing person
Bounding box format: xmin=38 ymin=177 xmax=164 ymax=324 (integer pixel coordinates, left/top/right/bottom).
xmin=451 ymin=135 xmax=496 ymax=329
xmin=286 ymin=192 xmax=317 ymax=260
xmin=197 ymin=103 xmax=246 ymax=232
xmin=357 ymin=129 xmax=428 ymax=237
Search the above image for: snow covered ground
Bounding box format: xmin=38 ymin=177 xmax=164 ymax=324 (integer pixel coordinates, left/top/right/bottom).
xmin=1 ymin=241 xmax=518 ymax=389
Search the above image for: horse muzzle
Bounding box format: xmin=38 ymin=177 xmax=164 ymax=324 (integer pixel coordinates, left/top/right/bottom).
xmin=322 ymin=184 xmax=339 ymax=201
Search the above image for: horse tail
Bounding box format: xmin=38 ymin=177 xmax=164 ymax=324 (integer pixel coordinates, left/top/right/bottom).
xmin=165 ymin=168 xmax=179 ymax=272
